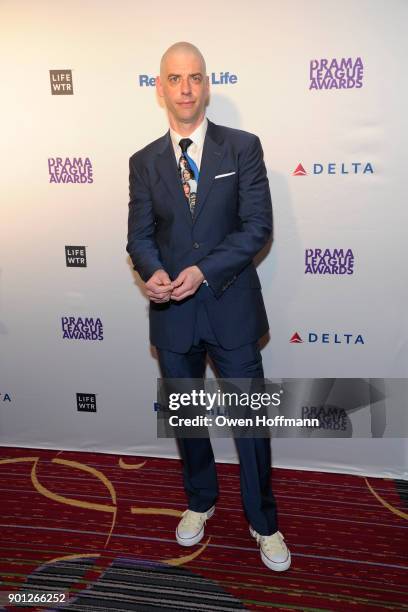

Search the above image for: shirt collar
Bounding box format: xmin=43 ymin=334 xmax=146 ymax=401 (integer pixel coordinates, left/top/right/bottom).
xmin=170 ymin=117 xmax=208 ymax=151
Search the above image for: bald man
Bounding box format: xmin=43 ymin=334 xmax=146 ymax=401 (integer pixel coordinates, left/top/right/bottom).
xmin=127 ymin=42 xmax=291 ymax=572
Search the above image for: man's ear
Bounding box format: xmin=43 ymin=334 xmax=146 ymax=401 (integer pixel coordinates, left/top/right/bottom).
xmin=156 ymin=75 xmax=163 ymax=97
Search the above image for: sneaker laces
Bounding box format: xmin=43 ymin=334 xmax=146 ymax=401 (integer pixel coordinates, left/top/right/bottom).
xmin=255 ymin=531 xmax=286 ymax=555
xmin=180 ymin=509 xmax=207 ymax=530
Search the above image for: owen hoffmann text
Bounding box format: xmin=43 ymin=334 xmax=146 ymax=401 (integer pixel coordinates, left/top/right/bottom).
xmin=168 ymin=415 xmax=320 ymax=428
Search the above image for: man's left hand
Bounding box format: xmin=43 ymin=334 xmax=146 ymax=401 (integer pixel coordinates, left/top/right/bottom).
xmin=171 ymin=266 xmax=205 ymax=301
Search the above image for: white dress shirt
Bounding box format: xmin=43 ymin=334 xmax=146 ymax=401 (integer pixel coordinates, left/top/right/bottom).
xmin=169 ymin=117 xmax=208 ymax=171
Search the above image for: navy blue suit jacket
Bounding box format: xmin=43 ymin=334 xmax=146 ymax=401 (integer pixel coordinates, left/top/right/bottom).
xmin=127 ymin=120 xmax=272 ymax=353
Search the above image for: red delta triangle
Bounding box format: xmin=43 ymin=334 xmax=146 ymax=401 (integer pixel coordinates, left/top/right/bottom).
xmin=293 ymin=163 xmax=307 ymax=176
xmin=290 ymin=332 xmax=303 ymax=343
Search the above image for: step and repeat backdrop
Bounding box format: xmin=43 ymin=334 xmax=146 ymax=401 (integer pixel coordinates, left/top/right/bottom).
xmin=1 ymin=0 xmax=407 ymax=478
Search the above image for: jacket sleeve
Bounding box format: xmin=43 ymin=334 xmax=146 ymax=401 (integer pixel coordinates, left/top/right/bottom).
xmin=197 ymin=136 xmax=272 ymax=298
xmin=126 ymin=156 xmax=164 ymax=282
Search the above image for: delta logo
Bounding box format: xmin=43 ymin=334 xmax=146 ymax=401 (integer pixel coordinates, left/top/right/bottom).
xmin=293 ymin=162 xmax=373 ymax=176
xmin=290 ymin=332 xmax=364 ymax=345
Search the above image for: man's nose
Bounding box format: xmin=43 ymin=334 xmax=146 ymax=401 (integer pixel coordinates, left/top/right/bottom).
xmin=180 ymin=77 xmax=192 ymax=95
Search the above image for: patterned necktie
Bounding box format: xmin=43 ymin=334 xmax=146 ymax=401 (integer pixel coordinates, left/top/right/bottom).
xmin=178 ymin=138 xmax=199 ymax=216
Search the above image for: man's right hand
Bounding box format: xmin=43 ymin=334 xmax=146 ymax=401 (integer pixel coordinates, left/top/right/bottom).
xmin=145 ymin=269 xmax=173 ymax=303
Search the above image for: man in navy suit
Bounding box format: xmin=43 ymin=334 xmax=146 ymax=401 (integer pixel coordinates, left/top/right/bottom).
xmin=127 ymin=42 xmax=291 ymax=571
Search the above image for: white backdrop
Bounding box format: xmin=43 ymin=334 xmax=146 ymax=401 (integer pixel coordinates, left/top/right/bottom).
xmin=1 ymin=0 xmax=407 ymax=478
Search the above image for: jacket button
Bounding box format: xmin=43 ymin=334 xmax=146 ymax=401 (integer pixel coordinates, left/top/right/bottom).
xmin=192 ymin=242 xmax=200 ymax=249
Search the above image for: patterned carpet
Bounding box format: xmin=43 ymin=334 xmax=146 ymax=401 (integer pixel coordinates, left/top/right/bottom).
xmin=0 ymin=446 xmax=407 ymax=611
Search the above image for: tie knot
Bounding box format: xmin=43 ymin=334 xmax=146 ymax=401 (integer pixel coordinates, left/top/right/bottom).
xmin=179 ymin=138 xmax=193 ymax=153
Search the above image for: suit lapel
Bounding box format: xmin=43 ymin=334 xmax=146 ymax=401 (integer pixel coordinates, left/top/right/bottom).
xmin=156 ymin=134 xmax=192 ymax=226
xmin=194 ymin=122 xmax=225 ymax=224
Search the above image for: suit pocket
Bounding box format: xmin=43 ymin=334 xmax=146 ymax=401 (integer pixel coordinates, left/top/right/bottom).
xmin=214 ymin=171 xmax=236 ymax=179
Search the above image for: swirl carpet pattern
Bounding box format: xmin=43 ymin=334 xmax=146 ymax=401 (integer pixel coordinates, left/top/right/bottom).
xmin=0 ymin=447 xmax=406 ymax=611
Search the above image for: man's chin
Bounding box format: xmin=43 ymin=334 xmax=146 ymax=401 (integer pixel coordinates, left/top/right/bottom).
xmin=177 ymin=111 xmax=202 ymax=124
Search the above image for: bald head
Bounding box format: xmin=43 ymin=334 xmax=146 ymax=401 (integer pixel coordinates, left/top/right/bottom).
xmin=156 ymin=41 xmax=209 ymax=134
xmin=160 ymin=42 xmax=206 ymax=78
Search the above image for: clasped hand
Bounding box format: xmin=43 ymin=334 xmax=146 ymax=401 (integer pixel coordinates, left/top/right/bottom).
xmin=145 ymin=267 xmax=204 ymax=303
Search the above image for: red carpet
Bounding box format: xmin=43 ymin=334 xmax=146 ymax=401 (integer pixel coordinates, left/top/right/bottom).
xmin=0 ymin=446 xmax=407 ymax=611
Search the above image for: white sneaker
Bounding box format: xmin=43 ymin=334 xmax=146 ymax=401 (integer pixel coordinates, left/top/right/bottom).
xmin=250 ymin=526 xmax=291 ymax=571
xmin=176 ymin=506 xmax=215 ymax=547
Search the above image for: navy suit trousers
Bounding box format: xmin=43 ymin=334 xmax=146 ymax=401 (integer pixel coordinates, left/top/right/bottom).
xmin=157 ymin=285 xmax=278 ymax=536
